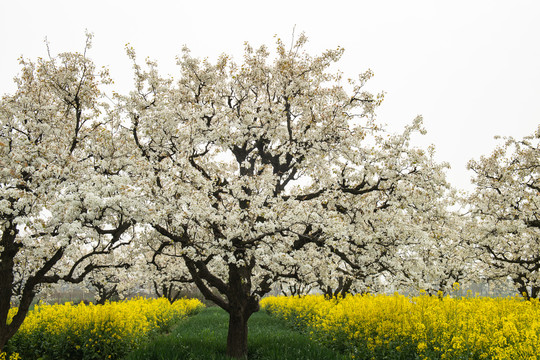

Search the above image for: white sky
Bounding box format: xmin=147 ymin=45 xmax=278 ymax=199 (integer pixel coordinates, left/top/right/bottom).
xmin=1 ymin=0 xmax=539 ymax=192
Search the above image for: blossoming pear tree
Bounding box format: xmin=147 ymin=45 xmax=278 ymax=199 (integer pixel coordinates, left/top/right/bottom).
xmin=468 ymin=127 xmax=540 ymax=299
xmin=137 ymin=230 xmax=194 ymax=302
xmin=123 ymin=34 xmax=451 ymax=358
xmin=0 ymin=36 xmax=136 ymax=351
xmin=397 ymin=206 xmax=477 ymax=295
xmin=271 ymin=133 xmax=455 ymax=298
xmin=80 ymin=248 xmax=136 ymax=304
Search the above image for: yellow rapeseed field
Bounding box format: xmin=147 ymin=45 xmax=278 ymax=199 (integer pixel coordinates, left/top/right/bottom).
xmin=261 ymin=292 xmax=540 ymax=359
xmin=0 ymin=352 xmax=20 ymax=360
xmin=4 ymin=297 xmax=204 ymax=360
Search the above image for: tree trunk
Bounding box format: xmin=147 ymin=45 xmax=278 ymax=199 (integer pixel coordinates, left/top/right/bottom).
xmin=514 ymin=277 xmax=532 ymax=300
xmin=224 ymin=263 xmax=260 ymax=359
xmin=0 ymin=301 xmax=30 ymax=354
xmin=183 ymin=256 xmax=262 ymax=359
xmin=530 ymin=285 xmax=539 ymax=299
xmin=0 ymin=223 xmax=20 ymax=353
xmin=0 ymin=332 xmax=9 ymax=355
xmin=226 ymin=308 xmax=250 ymax=359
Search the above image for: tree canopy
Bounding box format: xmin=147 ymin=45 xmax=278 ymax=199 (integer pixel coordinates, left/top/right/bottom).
xmin=121 ymin=34 xmax=453 ymax=358
xmin=4 ymin=33 xmax=533 ymax=359
xmin=469 ymin=127 xmax=540 ymax=299
xmin=0 ymin=35 xmax=137 ymax=351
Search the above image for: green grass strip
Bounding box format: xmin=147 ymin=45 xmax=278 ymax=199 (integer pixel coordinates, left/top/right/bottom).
xmin=124 ymin=307 xmax=349 ymax=360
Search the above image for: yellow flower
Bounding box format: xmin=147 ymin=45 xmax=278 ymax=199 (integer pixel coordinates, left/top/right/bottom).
xmin=10 ymin=297 xmax=204 ymax=359
xmin=261 ymin=292 xmax=540 ymax=359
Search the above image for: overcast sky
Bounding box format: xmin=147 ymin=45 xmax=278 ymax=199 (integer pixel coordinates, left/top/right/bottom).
xmin=1 ymin=1 xmax=539 ymax=191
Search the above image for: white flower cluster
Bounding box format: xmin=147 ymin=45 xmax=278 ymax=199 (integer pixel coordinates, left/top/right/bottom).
xmin=6 ymin=35 xmax=524 ymax=345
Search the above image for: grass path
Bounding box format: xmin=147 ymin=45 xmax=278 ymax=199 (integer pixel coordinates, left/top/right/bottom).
xmin=124 ymin=306 xmax=349 ymax=360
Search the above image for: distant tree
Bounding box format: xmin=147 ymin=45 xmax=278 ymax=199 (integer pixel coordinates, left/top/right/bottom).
xmin=143 ymin=234 xmax=193 ymax=303
xmin=278 ymin=280 xmax=313 ymax=297
xmin=468 ymin=127 xmax=540 ymax=299
xmin=85 ymin=264 xmax=132 ymax=305
xmin=123 ymin=34 xmax=450 ymax=358
xmin=0 ymin=35 xmax=136 ymax=351
xmin=92 ymin=278 xmax=119 ymax=305
xmin=397 ymin=206 xmax=477 ymax=296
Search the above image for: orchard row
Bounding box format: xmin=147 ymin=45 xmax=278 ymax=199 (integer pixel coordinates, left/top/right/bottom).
xmin=1 ymin=33 xmax=539 ymax=357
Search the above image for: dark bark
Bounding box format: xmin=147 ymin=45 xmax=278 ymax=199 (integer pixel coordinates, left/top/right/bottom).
xmin=153 ymin=281 xmax=183 ymax=304
xmin=280 ymin=281 xmax=312 ymax=296
xmin=516 ymin=283 xmax=530 ymax=300
xmin=0 ymin=222 xmax=19 ymax=352
xmin=532 ymin=286 xmax=540 ymax=299
xmin=513 ymin=275 xmax=540 ymax=300
xmin=227 ymin=308 xmax=250 ymax=359
xmin=94 ymin=283 xmax=119 ymax=305
xmin=224 ymin=264 xmax=259 ymax=359
xmin=182 ymin=252 xmax=261 ymax=359
xmin=321 ymin=276 xmax=353 ymax=299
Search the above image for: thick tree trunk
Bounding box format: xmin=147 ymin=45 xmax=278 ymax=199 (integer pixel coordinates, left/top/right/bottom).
xmin=0 ymin=293 xmax=31 ymax=354
xmin=0 ymin=223 xmax=20 ymax=353
xmin=0 ymin=310 xmax=26 ymax=353
xmin=0 ymin=333 xmax=9 ymax=355
xmin=0 ymin=283 xmax=38 ymax=353
xmin=183 ymin=256 xmax=263 ymax=359
xmin=226 ymin=308 xmax=250 ymax=359
xmin=225 ymin=263 xmax=259 ymax=359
